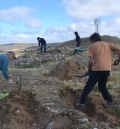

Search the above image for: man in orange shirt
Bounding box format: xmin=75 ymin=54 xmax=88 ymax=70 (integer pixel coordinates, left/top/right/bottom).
xmin=77 ymin=33 xmax=120 ymax=108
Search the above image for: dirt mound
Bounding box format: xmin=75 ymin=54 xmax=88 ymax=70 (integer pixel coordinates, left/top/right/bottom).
xmin=0 ymin=90 xmax=38 ymax=129
xmin=50 ymin=60 xmax=86 ymax=81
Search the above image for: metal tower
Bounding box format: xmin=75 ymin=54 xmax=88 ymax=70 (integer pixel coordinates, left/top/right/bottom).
xmin=94 ymin=18 xmax=100 ymax=33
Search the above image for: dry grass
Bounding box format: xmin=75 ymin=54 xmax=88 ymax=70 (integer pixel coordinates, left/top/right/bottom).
xmin=64 ymin=80 xmax=83 ymax=90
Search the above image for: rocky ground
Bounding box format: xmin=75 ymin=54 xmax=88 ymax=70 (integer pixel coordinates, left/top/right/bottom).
xmin=0 ymin=37 xmax=120 ymax=129
xmin=0 ymin=72 xmax=120 ymax=129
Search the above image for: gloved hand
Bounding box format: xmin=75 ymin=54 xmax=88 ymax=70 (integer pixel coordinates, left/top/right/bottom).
xmin=8 ymin=79 xmax=16 ymax=84
xmin=8 ymin=79 xmax=13 ymax=84
xmin=9 ymin=74 xmax=12 ymax=78
xmin=113 ymin=59 xmax=120 ymax=65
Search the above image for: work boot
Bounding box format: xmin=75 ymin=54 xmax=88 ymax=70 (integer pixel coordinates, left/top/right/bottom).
xmin=75 ymin=102 xmax=86 ymax=110
xmin=107 ymin=101 xmax=117 ymax=105
xmin=103 ymin=101 xmax=116 ymax=107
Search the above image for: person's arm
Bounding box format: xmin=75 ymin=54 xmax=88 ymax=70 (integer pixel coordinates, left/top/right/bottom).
xmin=38 ymin=41 xmax=41 ymax=47
xmin=88 ymin=45 xmax=93 ymax=72
xmin=2 ymin=60 xmax=9 ymax=80
xmin=113 ymin=59 xmax=120 ymax=65
xmin=110 ymin=44 xmax=120 ymax=56
xmin=80 ymin=38 xmax=81 ymax=44
xmin=110 ymin=44 xmax=120 ymax=65
xmin=79 ymin=36 xmax=81 ymax=43
xmin=88 ymin=56 xmax=93 ymax=72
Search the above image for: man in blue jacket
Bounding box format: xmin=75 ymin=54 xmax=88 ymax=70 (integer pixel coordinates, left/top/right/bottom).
xmin=37 ymin=37 xmax=47 ymax=53
xmin=0 ymin=51 xmax=16 ymax=82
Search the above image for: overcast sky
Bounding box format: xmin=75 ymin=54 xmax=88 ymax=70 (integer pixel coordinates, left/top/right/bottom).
xmin=0 ymin=0 xmax=120 ymax=44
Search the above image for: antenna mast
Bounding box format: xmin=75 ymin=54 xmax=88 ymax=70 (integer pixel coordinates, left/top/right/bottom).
xmin=94 ymin=18 xmax=100 ymax=33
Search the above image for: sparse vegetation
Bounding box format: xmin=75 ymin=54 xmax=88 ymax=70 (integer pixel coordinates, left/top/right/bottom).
xmin=16 ymin=62 xmax=38 ymax=68
xmin=0 ymin=36 xmax=120 ymax=129
xmin=64 ymin=80 xmax=83 ymax=90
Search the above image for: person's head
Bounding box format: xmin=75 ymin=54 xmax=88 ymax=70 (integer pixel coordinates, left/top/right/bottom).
xmin=37 ymin=37 xmax=40 ymax=40
xmin=89 ymin=33 xmax=101 ymax=43
xmin=74 ymin=31 xmax=78 ymax=35
xmin=7 ymin=51 xmax=16 ymax=61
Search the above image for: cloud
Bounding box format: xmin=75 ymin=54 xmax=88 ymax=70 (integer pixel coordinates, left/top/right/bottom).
xmin=116 ymin=18 xmax=120 ymax=24
xmin=0 ymin=34 xmax=37 ymax=44
xmin=0 ymin=6 xmax=33 ymax=21
xmin=100 ymin=18 xmax=120 ymax=36
xmin=0 ymin=28 xmax=4 ymax=33
xmin=62 ymin=0 xmax=120 ymax=39
xmin=1 ymin=19 xmax=120 ymax=44
xmin=43 ymin=27 xmax=68 ymax=42
xmin=63 ymin=0 xmax=120 ymax=19
xmin=43 ymin=17 xmax=120 ymax=43
xmin=0 ymin=6 xmax=41 ymax=29
xmin=1 ymin=2 xmax=120 ymax=44
xmin=43 ymin=22 xmax=95 ymax=43
xmin=24 ymin=17 xmax=41 ymax=28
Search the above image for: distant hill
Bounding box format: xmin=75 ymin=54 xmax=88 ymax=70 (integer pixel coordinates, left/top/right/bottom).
xmin=0 ymin=42 xmax=60 ymax=52
xmin=101 ymin=35 xmax=120 ymax=43
xmin=0 ymin=35 xmax=120 ymax=52
xmin=0 ymin=43 xmax=35 ymax=52
xmin=58 ymin=35 xmax=120 ymax=49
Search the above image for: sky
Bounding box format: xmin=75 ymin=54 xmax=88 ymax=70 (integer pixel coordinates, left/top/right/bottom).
xmin=0 ymin=0 xmax=120 ymax=44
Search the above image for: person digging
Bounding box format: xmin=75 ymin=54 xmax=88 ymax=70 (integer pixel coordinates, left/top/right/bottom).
xmin=76 ymin=33 xmax=120 ymax=109
xmin=0 ymin=51 xmax=16 ymax=84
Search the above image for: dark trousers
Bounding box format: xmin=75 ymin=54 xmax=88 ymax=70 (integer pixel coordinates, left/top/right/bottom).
xmin=41 ymin=43 xmax=46 ymax=53
xmin=80 ymin=71 xmax=113 ymax=104
xmin=76 ymin=43 xmax=80 ymax=47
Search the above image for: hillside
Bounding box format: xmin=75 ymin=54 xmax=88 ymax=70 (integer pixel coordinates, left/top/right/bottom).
xmin=0 ymin=43 xmax=35 ymax=52
xmin=0 ymin=35 xmax=120 ymax=129
xmin=59 ymin=35 xmax=120 ymax=48
xmin=0 ymin=35 xmax=120 ymax=52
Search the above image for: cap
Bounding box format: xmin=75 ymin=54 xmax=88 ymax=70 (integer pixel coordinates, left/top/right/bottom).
xmin=74 ymin=31 xmax=78 ymax=35
xmin=7 ymin=51 xmax=17 ymax=59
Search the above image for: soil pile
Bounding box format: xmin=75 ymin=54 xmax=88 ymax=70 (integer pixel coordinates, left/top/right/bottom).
xmin=50 ymin=60 xmax=86 ymax=81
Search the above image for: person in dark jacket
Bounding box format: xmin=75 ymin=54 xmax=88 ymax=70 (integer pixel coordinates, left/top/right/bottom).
xmin=74 ymin=31 xmax=81 ymax=47
xmin=37 ymin=37 xmax=47 ymax=53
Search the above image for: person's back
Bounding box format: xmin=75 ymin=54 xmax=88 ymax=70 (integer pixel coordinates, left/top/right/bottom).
xmin=37 ymin=37 xmax=47 ymax=53
xmin=0 ymin=54 xmax=9 ymax=68
xmin=77 ymin=33 xmax=120 ymax=107
xmin=89 ymin=41 xmax=112 ymax=71
xmin=40 ymin=38 xmax=46 ymax=45
xmin=76 ymin=35 xmax=80 ymax=42
xmin=37 ymin=37 xmax=46 ymax=46
xmin=74 ymin=32 xmax=81 ymax=47
xmin=0 ymin=54 xmax=9 ymax=79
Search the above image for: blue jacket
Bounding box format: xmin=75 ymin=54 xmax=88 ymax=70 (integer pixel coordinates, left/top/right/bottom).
xmin=0 ymin=54 xmax=9 ymax=80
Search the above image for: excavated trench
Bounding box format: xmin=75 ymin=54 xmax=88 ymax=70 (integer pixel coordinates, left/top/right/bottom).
xmin=0 ymin=90 xmax=39 ymax=129
xmin=0 ymin=87 xmax=120 ymax=129
xmin=0 ymin=90 xmax=74 ymax=129
xmin=59 ymin=88 xmax=120 ymax=128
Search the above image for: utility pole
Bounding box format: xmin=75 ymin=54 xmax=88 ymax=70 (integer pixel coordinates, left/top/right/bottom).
xmin=94 ymin=18 xmax=100 ymax=33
